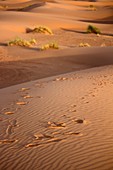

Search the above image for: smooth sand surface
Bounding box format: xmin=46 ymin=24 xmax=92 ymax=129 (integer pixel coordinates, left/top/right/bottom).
xmin=0 ymin=0 xmax=113 ymax=169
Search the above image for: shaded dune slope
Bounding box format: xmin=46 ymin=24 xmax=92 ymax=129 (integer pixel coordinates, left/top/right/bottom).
xmin=0 ymin=0 xmax=113 ymax=89
xmin=0 ymin=47 xmax=113 ymax=88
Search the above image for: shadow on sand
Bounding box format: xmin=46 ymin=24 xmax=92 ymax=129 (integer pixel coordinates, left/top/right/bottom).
xmin=79 ymin=19 xmax=113 ymax=25
xmin=61 ymin=28 xmax=113 ymax=37
xmin=0 ymin=46 xmax=113 ymax=89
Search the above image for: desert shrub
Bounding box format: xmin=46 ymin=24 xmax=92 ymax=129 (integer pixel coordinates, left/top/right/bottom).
xmin=0 ymin=5 xmax=8 ymax=9
xmin=89 ymin=4 xmax=94 ymax=8
xmin=89 ymin=4 xmax=97 ymax=11
xmin=79 ymin=43 xmax=91 ymax=47
xmin=8 ymin=38 xmax=37 ymax=47
xmin=29 ymin=39 xmax=37 ymax=45
xmin=41 ymin=43 xmax=59 ymax=50
xmin=87 ymin=25 xmax=101 ymax=34
xmin=26 ymin=26 xmax=53 ymax=35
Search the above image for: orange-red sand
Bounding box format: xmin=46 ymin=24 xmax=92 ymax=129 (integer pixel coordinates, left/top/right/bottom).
xmin=0 ymin=0 xmax=113 ymax=170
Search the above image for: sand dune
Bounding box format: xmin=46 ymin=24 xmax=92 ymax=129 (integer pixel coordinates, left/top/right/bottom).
xmin=0 ymin=66 xmax=113 ymax=170
xmin=0 ymin=0 xmax=113 ymax=169
xmin=0 ymin=0 xmax=113 ymax=37
xmin=0 ymin=47 xmax=113 ymax=88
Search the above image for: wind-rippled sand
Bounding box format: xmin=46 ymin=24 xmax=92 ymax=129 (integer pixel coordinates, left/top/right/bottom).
xmin=0 ymin=65 xmax=113 ymax=170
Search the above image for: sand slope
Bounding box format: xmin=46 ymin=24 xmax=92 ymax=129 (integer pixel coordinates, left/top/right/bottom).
xmin=0 ymin=66 xmax=113 ymax=170
xmin=0 ymin=47 xmax=113 ymax=88
xmin=0 ymin=0 xmax=113 ymax=169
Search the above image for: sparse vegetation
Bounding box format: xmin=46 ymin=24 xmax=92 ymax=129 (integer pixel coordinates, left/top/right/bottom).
xmin=87 ymin=25 xmax=101 ymax=34
xmin=0 ymin=5 xmax=8 ymax=10
xmin=41 ymin=43 xmax=59 ymax=50
xmin=89 ymin=4 xmax=97 ymax=11
xmin=8 ymin=38 xmax=37 ymax=47
xmin=89 ymin=4 xmax=94 ymax=8
xmin=26 ymin=26 xmax=53 ymax=35
xmin=79 ymin=43 xmax=91 ymax=47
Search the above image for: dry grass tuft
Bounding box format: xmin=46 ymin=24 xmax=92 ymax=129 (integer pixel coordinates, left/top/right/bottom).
xmin=26 ymin=26 xmax=53 ymax=35
xmin=41 ymin=43 xmax=59 ymax=50
xmin=87 ymin=25 xmax=101 ymax=34
xmin=8 ymin=38 xmax=37 ymax=47
xmin=79 ymin=43 xmax=91 ymax=47
xmin=89 ymin=4 xmax=97 ymax=11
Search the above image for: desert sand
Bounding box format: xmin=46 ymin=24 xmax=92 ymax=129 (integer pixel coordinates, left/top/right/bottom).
xmin=0 ymin=0 xmax=113 ymax=170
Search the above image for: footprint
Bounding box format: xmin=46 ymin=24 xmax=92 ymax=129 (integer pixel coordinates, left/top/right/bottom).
xmin=72 ymin=119 xmax=84 ymax=124
xmin=46 ymin=138 xmax=65 ymax=143
xmin=23 ymin=95 xmax=33 ymax=99
xmin=25 ymin=138 xmax=65 ymax=148
xmin=19 ymin=88 xmax=30 ymax=92
xmin=4 ymin=111 xmax=14 ymax=115
xmin=71 ymin=104 xmax=76 ymax=108
xmin=5 ymin=119 xmax=18 ymax=138
xmin=68 ymin=108 xmax=76 ymax=112
xmin=6 ymin=125 xmax=13 ymax=135
xmin=48 ymin=121 xmax=66 ymax=128
xmin=25 ymin=143 xmax=40 ymax=148
xmin=34 ymin=133 xmax=54 ymax=140
xmin=1 ymin=108 xmax=8 ymax=112
xmin=16 ymin=101 xmax=28 ymax=105
xmin=10 ymin=119 xmax=18 ymax=127
xmin=43 ymin=134 xmax=54 ymax=139
xmin=65 ymin=132 xmax=83 ymax=136
xmin=0 ymin=139 xmax=18 ymax=144
xmin=34 ymin=133 xmax=44 ymax=140
xmin=52 ymin=132 xmax=61 ymax=135
xmin=72 ymin=119 xmax=90 ymax=125
xmin=54 ymin=77 xmax=68 ymax=81
xmin=72 ymin=109 xmax=76 ymax=112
